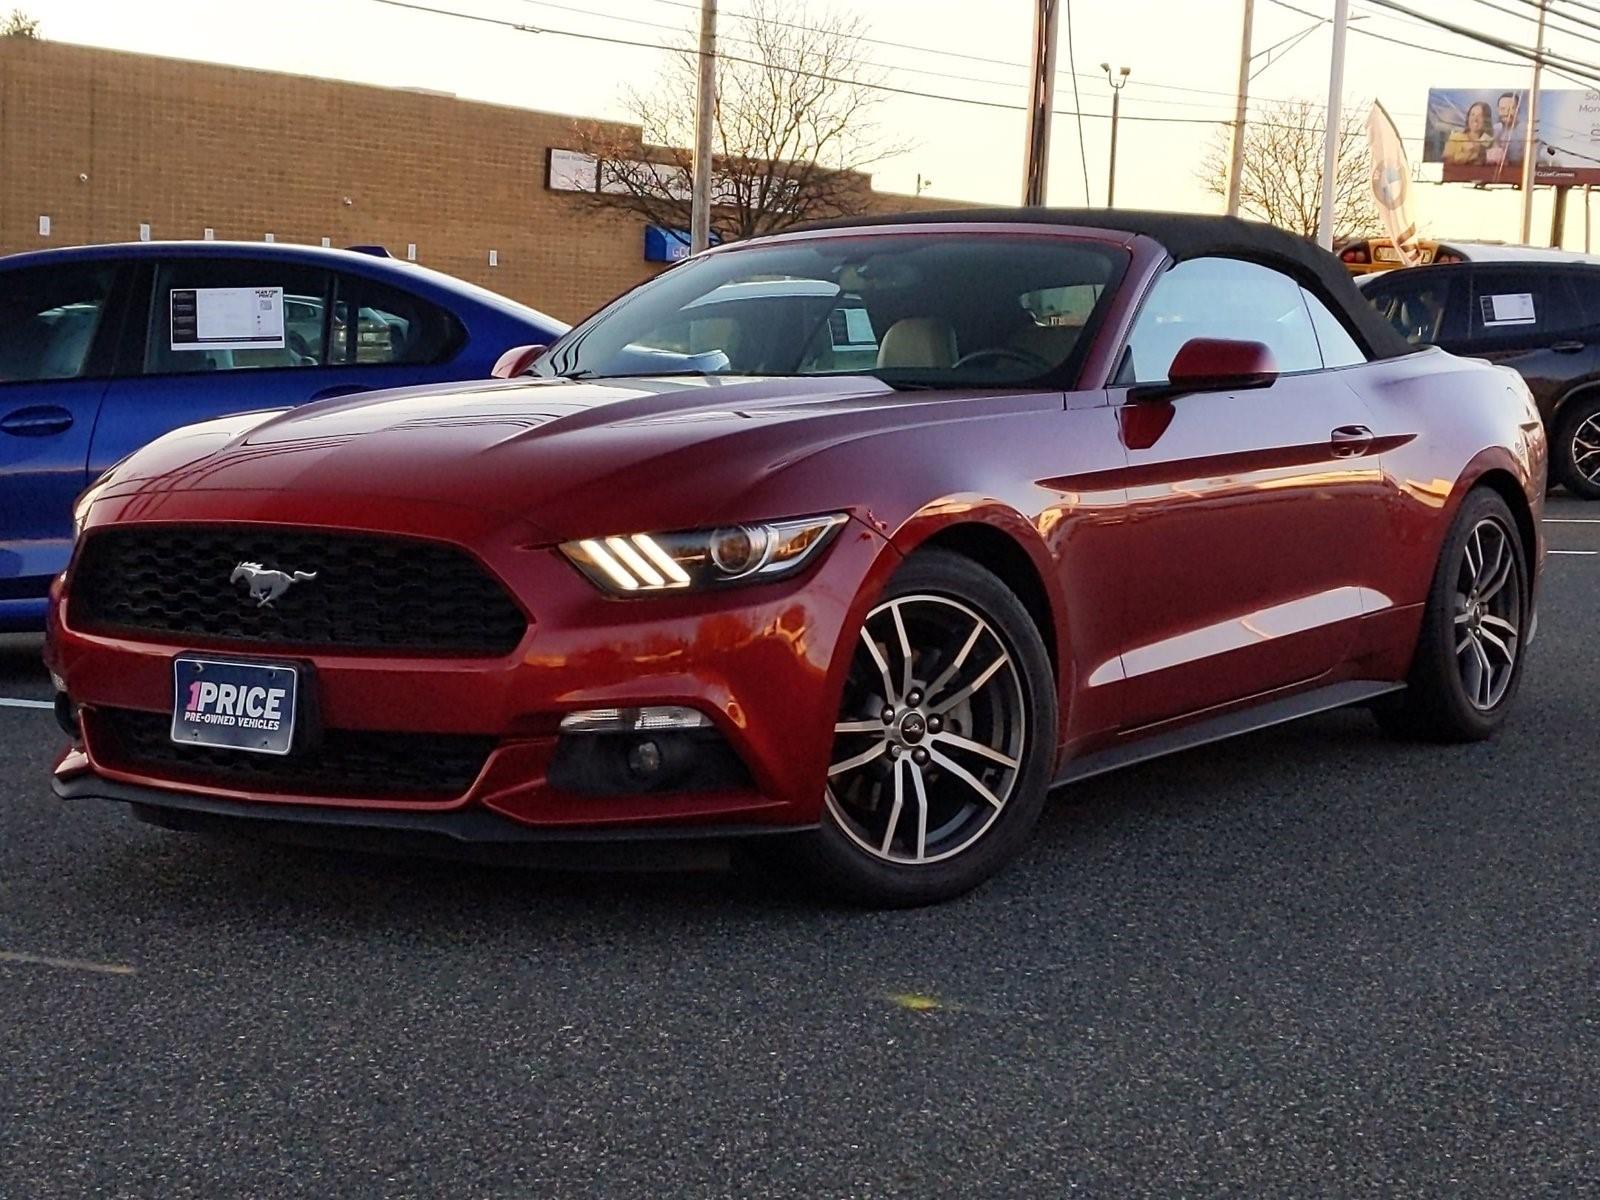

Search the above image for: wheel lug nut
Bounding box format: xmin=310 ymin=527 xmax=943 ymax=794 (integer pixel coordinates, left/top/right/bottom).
xmin=927 ymin=716 xmax=942 ymax=732
xmin=906 ymin=690 xmax=922 ymax=706
xmin=912 ymin=748 xmax=929 ymax=764
xmin=888 ymin=744 xmax=902 ymax=758
xmin=881 ymin=707 xmax=895 ymax=723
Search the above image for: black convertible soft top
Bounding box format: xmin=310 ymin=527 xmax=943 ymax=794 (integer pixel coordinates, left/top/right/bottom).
xmin=794 ymin=207 xmax=1414 ymax=361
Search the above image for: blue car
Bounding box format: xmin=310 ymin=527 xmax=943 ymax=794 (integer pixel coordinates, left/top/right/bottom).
xmin=0 ymin=241 xmax=565 ymax=630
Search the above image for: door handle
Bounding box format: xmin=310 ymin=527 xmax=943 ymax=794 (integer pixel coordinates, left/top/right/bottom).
xmin=0 ymin=405 xmax=74 ymax=437
xmin=1330 ymin=425 xmax=1375 ymax=457
xmin=1551 ymin=340 xmax=1586 ymax=353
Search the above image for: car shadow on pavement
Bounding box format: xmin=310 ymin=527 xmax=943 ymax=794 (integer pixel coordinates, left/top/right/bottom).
xmin=64 ymin=705 xmax=1439 ymax=937
xmin=0 ymin=634 xmax=48 ymax=683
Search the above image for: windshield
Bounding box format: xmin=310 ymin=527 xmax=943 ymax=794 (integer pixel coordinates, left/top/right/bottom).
xmin=536 ymin=234 xmax=1127 ymax=390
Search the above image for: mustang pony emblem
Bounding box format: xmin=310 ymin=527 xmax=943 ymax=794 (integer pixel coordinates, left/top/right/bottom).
xmin=230 ymin=561 xmax=317 ymax=607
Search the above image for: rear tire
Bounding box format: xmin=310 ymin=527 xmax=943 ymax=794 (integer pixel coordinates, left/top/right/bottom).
xmin=788 ymin=550 xmax=1057 ymax=908
xmin=1374 ymin=488 xmax=1529 ymax=742
xmin=1554 ymin=394 xmax=1600 ymax=500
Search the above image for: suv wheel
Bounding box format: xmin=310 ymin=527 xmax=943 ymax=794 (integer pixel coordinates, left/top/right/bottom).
xmin=1555 ymin=393 xmax=1600 ymax=499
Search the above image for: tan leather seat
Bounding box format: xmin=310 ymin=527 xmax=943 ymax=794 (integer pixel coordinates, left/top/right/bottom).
xmin=876 ymin=318 xmax=957 ymax=370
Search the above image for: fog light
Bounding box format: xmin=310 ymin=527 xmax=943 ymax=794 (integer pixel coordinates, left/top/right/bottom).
xmin=627 ymin=739 xmax=664 ymax=777
xmin=560 ymin=706 xmax=711 ymax=733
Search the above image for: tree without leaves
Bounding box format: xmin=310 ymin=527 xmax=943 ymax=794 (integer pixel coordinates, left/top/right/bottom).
xmin=1 ymin=9 xmax=40 ymax=37
xmin=570 ymin=0 xmax=904 ymax=242
xmin=1199 ymin=98 xmax=1382 ymax=242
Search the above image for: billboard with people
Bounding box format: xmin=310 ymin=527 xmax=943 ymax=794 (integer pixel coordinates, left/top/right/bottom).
xmin=1424 ymin=87 xmax=1600 ymax=186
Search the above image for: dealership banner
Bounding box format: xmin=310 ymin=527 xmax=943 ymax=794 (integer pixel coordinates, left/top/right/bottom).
xmin=1425 ymin=88 xmax=1600 ymax=185
xmin=1368 ymin=102 xmax=1419 ymax=268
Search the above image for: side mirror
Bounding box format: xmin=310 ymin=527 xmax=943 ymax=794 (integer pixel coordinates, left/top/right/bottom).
xmin=490 ymin=344 xmax=548 ymax=379
xmin=1133 ymin=337 xmax=1278 ymax=401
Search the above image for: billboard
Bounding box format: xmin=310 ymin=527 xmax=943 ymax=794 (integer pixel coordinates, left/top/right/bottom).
xmin=1425 ymin=88 xmax=1600 ymax=186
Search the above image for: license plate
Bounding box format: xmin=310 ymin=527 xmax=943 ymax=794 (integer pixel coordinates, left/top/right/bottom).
xmin=171 ymin=656 xmax=299 ymax=755
xmin=1375 ymin=245 xmax=1401 ymax=262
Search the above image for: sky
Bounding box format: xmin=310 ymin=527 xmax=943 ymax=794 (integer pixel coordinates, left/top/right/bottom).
xmin=15 ymin=0 xmax=1600 ymax=247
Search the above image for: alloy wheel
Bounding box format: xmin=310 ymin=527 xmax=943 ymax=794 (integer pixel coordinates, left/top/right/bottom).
xmin=1454 ymin=516 xmax=1523 ymax=711
xmin=1573 ymin=412 xmax=1600 ymax=487
xmin=825 ymin=594 xmax=1027 ymax=865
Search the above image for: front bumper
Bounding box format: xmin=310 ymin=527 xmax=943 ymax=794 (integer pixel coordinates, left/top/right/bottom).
xmin=49 ymin=511 xmax=896 ymax=836
xmin=53 ymin=766 xmax=810 ymax=868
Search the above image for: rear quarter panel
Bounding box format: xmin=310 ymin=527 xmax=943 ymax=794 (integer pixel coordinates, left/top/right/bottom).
xmin=1352 ymin=347 xmax=1545 ymax=612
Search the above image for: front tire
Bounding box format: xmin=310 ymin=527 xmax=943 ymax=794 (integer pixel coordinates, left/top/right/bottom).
xmin=1554 ymin=395 xmax=1600 ymax=499
xmin=1374 ymin=488 xmax=1529 ymax=742
xmin=794 ymin=549 xmax=1058 ymax=907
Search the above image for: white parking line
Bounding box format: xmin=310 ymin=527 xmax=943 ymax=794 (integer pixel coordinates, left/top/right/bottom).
xmin=0 ymin=950 xmax=136 ymax=976
xmin=1550 ymin=549 xmax=1598 ymax=556
xmin=1543 ymin=518 xmax=1600 ymax=524
xmin=0 ymin=697 xmax=52 ymax=710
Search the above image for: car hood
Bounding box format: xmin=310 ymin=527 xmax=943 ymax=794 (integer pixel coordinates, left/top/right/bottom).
xmin=94 ymin=374 xmax=1048 ymax=540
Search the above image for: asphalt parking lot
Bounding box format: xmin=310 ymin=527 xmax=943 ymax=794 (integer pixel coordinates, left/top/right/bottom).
xmin=1 ymin=498 xmax=1596 ymax=1198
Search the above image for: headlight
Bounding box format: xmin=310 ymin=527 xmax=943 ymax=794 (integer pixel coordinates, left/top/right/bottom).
xmin=561 ymin=513 xmax=848 ymax=594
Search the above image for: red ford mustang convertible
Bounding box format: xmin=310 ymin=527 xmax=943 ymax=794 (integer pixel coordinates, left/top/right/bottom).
xmin=47 ymin=211 xmax=1546 ymax=905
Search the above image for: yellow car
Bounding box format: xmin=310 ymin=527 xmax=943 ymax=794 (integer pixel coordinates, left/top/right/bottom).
xmin=1337 ymin=238 xmax=1469 ymax=275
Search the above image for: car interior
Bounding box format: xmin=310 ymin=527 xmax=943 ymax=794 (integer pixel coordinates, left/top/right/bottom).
xmin=551 ymin=237 xmax=1122 ymax=387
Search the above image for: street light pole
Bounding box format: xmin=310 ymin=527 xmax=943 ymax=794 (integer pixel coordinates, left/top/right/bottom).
xmin=1101 ymin=63 xmax=1130 ymax=207
xmin=1316 ymin=0 xmax=1349 ymax=250
xmin=1225 ymin=0 xmax=1255 ymax=216
xmin=1519 ymin=0 xmax=1547 ymax=245
xmin=689 ymin=0 xmax=718 ymax=254
xmin=1021 ymin=0 xmax=1060 ymax=206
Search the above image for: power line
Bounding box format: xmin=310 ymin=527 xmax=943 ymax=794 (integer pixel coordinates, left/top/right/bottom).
xmin=1464 ymin=0 xmax=1600 ymax=52
xmin=1062 ymin=0 xmax=1091 ymax=206
xmin=644 ymin=0 xmax=1339 ymax=107
xmin=1509 ymin=0 xmax=1600 ymax=35
xmin=1359 ymin=0 xmax=1600 ymax=86
xmin=365 ymin=0 xmax=1405 ymax=133
xmin=1269 ymin=0 xmax=1525 ymax=65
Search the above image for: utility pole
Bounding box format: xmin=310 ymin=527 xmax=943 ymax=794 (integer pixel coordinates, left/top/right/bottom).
xmin=1021 ymin=0 xmax=1060 ymax=206
xmin=1102 ymin=63 xmax=1130 ymax=207
xmin=689 ymin=0 xmax=718 ymax=254
xmin=1226 ymin=0 xmax=1255 ymax=216
xmin=1519 ymin=0 xmax=1547 ymax=245
xmin=1316 ymin=0 xmax=1349 ymax=249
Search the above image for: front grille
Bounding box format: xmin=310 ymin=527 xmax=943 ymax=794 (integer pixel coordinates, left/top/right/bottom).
xmin=93 ymin=708 xmax=496 ymax=799
xmin=70 ymin=525 xmax=528 ymax=655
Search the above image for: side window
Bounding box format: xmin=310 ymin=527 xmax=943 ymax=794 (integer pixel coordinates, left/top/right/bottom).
xmin=1366 ymin=275 xmax=1457 ymax=347
xmin=145 ymin=258 xmax=331 ymax=375
xmin=1301 ymin=287 xmax=1367 ymax=368
xmin=1122 ymin=257 xmax=1324 ymax=384
xmin=1565 ymin=268 xmax=1600 ymax=328
xmin=0 ymin=264 xmax=117 ymax=384
xmin=329 ymin=274 xmax=461 ymax=366
xmin=1467 ymin=268 xmax=1582 ymax=346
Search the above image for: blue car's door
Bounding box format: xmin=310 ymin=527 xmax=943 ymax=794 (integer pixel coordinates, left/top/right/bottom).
xmin=89 ymin=254 xmax=474 ymax=478
xmin=0 ymin=259 xmax=127 ymax=627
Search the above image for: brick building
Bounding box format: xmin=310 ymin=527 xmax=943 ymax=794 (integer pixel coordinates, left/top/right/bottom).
xmin=0 ymin=39 xmax=949 ymax=322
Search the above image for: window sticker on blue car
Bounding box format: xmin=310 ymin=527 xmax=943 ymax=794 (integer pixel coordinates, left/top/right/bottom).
xmin=1479 ymin=292 xmax=1536 ymax=327
xmin=170 ymin=286 xmax=286 ymax=351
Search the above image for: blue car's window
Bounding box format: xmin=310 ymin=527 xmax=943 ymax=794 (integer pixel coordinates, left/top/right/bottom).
xmin=145 ymin=259 xmax=332 ymax=374
xmin=328 ymin=273 xmax=462 ymax=367
xmin=0 ymin=264 xmax=116 ymax=384
xmin=536 ymin=235 xmax=1128 ymax=391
